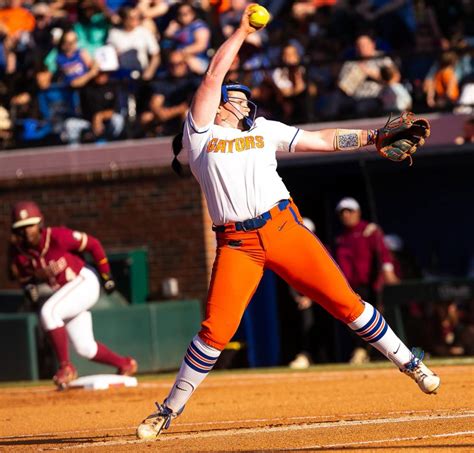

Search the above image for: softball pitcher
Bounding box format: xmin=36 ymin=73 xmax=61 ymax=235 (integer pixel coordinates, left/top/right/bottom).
xmin=137 ymin=4 xmax=439 ymax=439
xmin=9 ymin=201 xmax=137 ymax=389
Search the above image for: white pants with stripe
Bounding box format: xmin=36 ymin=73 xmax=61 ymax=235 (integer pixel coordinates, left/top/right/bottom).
xmin=40 ymin=267 xmax=100 ymax=359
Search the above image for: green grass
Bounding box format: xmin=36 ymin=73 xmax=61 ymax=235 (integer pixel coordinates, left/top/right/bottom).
xmin=0 ymin=379 xmax=53 ymax=389
xmin=1 ymin=356 xmax=472 ymax=389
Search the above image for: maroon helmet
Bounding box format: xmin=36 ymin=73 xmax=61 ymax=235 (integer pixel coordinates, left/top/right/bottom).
xmin=11 ymin=201 xmax=43 ymax=229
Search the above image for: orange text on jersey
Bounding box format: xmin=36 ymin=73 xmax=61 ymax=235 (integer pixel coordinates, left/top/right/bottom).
xmin=206 ymin=136 xmax=265 ymax=153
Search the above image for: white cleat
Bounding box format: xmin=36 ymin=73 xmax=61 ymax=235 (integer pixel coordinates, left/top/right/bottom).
xmin=289 ymin=353 xmax=311 ymax=370
xmin=402 ymin=351 xmax=440 ymax=394
xmin=349 ymin=347 xmax=370 ymax=365
xmin=136 ymin=402 xmax=182 ymax=440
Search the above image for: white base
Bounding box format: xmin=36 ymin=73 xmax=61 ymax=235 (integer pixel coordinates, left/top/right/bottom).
xmin=68 ymin=374 xmax=138 ymax=390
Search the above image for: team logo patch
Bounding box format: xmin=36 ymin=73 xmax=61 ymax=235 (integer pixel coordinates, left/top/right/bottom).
xmin=206 ymin=135 xmax=265 ymax=153
xmin=20 ymin=209 xmax=28 ymax=219
xmin=73 ymin=231 xmax=83 ymax=241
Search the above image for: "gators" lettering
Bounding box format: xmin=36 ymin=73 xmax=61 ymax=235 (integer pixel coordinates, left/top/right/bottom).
xmin=207 ymin=136 xmax=265 ymax=153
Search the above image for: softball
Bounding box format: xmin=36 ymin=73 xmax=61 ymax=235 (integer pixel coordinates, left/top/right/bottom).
xmin=249 ymin=5 xmax=270 ymax=29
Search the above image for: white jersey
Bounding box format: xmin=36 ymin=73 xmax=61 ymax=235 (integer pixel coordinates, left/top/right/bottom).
xmin=183 ymin=113 xmax=301 ymax=225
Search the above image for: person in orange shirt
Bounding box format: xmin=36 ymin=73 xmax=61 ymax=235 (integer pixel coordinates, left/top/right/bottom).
xmin=426 ymin=52 xmax=460 ymax=108
xmin=0 ymin=0 xmax=35 ymax=39
xmin=210 ymin=0 xmax=232 ymax=14
xmin=434 ymin=52 xmax=460 ymax=103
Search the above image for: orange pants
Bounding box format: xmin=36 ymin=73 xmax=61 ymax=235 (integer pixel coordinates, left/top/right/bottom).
xmin=199 ymin=200 xmax=364 ymax=350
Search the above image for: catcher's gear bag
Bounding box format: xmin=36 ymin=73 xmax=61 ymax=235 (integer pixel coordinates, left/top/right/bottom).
xmin=376 ymin=112 xmax=430 ymax=165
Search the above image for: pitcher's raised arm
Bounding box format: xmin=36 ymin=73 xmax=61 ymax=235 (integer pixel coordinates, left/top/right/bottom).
xmin=190 ymin=4 xmax=261 ymax=128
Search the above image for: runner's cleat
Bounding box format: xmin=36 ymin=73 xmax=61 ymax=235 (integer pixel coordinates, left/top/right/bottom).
xmin=401 ymin=349 xmax=440 ymax=394
xmin=118 ymin=357 xmax=138 ymax=376
xmin=53 ymin=362 xmax=78 ymax=390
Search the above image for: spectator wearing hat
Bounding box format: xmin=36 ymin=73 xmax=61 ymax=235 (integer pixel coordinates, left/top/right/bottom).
xmin=335 ymin=197 xmax=399 ymax=295
xmin=334 ymin=197 xmax=399 ymax=363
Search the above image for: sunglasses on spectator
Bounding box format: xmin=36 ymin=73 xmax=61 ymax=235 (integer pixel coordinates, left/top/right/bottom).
xmin=170 ymin=60 xmax=186 ymax=67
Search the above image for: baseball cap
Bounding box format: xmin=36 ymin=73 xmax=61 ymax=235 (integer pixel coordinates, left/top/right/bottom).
xmin=335 ymin=197 xmax=360 ymax=213
xmin=11 ymin=201 xmax=43 ymax=229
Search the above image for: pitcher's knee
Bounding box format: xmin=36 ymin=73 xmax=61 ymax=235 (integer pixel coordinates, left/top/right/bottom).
xmin=73 ymin=340 xmax=98 ymax=359
xmin=198 ymin=326 xmax=233 ymax=351
xmin=321 ymin=291 xmax=364 ymax=324
xmin=337 ymin=297 xmax=365 ymax=323
xmin=199 ymin=316 xmax=240 ymax=351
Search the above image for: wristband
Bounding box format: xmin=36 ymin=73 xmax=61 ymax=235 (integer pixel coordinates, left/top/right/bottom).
xmin=367 ymin=129 xmax=378 ymax=145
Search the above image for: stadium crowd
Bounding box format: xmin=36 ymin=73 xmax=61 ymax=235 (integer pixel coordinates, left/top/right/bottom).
xmin=0 ymin=0 xmax=473 ymax=149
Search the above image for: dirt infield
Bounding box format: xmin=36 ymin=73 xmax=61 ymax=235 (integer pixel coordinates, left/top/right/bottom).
xmin=0 ymin=362 xmax=473 ymax=452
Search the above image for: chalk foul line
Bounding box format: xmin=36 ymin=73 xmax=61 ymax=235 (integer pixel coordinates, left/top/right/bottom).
xmin=38 ymin=412 xmax=474 ymax=450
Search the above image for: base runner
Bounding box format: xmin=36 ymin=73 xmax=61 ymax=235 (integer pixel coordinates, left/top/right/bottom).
xmin=8 ymin=201 xmax=137 ymax=389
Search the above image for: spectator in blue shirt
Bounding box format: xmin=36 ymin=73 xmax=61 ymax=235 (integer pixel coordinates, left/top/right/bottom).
xmin=162 ymin=3 xmax=210 ymax=75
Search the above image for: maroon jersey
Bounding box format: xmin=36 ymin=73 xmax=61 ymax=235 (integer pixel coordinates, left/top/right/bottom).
xmin=335 ymin=220 xmax=394 ymax=291
xmin=11 ymin=226 xmax=111 ymax=291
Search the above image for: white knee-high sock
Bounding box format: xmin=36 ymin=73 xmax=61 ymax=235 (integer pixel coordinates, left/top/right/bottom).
xmin=348 ymin=302 xmax=413 ymax=368
xmin=165 ymin=335 xmax=221 ymax=413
